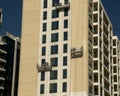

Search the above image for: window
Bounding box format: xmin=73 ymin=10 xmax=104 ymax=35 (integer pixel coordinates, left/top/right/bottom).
xmin=113 ymin=66 xmax=117 ymax=73
xmin=94 ymin=60 xmax=98 ymax=70
xmin=114 ymin=85 xmax=117 ymax=92
xmin=51 ymin=33 xmax=59 ymax=42
xmin=64 ymin=9 xmax=68 ymax=16
xmin=113 ymin=48 xmax=116 ymax=55
xmin=43 ymin=0 xmax=47 ymax=8
xmin=64 ymin=0 xmax=68 ymax=4
xmin=51 ymin=57 xmax=58 ymax=67
xmin=63 ymin=56 xmax=67 ymax=66
xmin=93 ymin=14 xmax=98 ymax=22
xmin=113 ymin=57 xmax=116 ymax=64
xmin=52 ymin=21 xmax=59 ymax=30
xmin=94 ymin=86 xmax=98 ymax=95
xmin=41 ymin=59 xmax=46 ymax=64
xmin=64 ymin=32 xmax=68 ymax=41
xmin=49 ymin=83 xmax=57 ymax=93
xmin=40 ymin=84 xmax=44 ymax=94
xmin=94 ymin=25 xmax=98 ymax=34
xmin=51 ymin=45 xmax=58 ymax=54
xmin=43 ymin=11 xmax=47 ymax=20
xmin=43 ymin=23 xmax=47 ymax=32
xmin=114 ymin=75 xmax=117 ymax=82
xmin=42 ymin=47 xmax=46 ymax=56
xmin=94 ymin=73 xmax=98 ymax=82
xmin=63 ymin=69 xmax=67 ymax=79
xmin=41 ymin=72 xmax=45 ymax=81
xmin=93 ymin=2 xmax=98 ymax=11
xmin=62 ymin=82 xmax=67 ymax=92
xmin=94 ymin=49 xmax=98 ymax=58
xmin=52 ymin=10 xmax=59 ymax=18
xmin=94 ymin=37 xmax=98 ymax=46
xmin=52 ymin=0 xmax=59 ymax=6
xmin=50 ymin=70 xmax=58 ymax=80
xmin=63 ymin=44 xmax=68 ymax=53
xmin=64 ymin=19 xmax=68 ymax=28
xmin=42 ymin=35 xmax=46 ymax=44
xmin=113 ymin=39 xmax=116 ymax=46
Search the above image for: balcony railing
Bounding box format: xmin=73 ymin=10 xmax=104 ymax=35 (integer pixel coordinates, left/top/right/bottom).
xmin=37 ymin=62 xmax=52 ymax=72
xmin=0 ymin=58 xmax=6 ymax=63
xmin=55 ymin=2 xmax=70 ymax=10
xmin=71 ymin=46 xmax=83 ymax=59
xmin=0 ymin=86 xmax=4 ymax=90
xmin=0 ymin=65 xmax=5 ymax=72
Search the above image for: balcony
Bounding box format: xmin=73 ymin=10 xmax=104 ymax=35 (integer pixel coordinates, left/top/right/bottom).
xmin=0 ymin=58 xmax=6 ymax=63
xmin=55 ymin=2 xmax=70 ymax=10
xmin=71 ymin=46 xmax=83 ymax=59
xmin=0 ymin=73 xmax=5 ymax=80
xmin=0 ymin=86 xmax=4 ymax=90
xmin=0 ymin=49 xmax=7 ymax=54
xmin=0 ymin=64 xmax=5 ymax=71
xmin=37 ymin=62 xmax=52 ymax=72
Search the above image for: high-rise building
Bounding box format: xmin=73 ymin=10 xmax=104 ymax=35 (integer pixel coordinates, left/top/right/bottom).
xmin=18 ymin=0 xmax=120 ymax=96
xmin=0 ymin=39 xmax=6 ymax=95
xmin=0 ymin=32 xmax=20 ymax=96
xmin=112 ymin=36 xmax=120 ymax=96
xmin=0 ymin=8 xmax=5 ymax=96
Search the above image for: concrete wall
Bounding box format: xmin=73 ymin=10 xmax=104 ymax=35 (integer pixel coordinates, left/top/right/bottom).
xmin=18 ymin=0 xmax=41 ymax=96
xmin=70 ymin=0 xmax=89 ymax=93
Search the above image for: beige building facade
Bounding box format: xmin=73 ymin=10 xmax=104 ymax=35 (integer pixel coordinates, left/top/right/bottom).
xmin=18 ymin=0 xmax=120 ymax=96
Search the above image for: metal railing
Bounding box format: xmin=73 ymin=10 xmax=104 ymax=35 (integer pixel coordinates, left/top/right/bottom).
xmin=37 ymin=62 xmax=52 ymax=72
xmin=71 ymin=46 xmax=83 ymax=59
xmin=55 ymin=2 xmax=70 ymax=10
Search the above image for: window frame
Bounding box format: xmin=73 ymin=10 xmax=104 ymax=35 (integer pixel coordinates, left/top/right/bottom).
xmin=51 ymin=33 xmax=59 ymax=42
xmin=64 ymin=19 xmax=68 ymax=28
xmin=63 ymin=69 xmax=67 ymax=79
xmin=43 ymin=0 xmax=47 ymax=8
xmin=63 ymin=44 xmax=68 ymax=53
xmin=42 ymin=47 xmax=46 ymax=56
xmin=43 ymin=23 xmax=47 ymax=32
xmin=40 ymin=84 xmax=45 ymax=94
xmin=50 ymin=70 xmax=58 ymax=80
xmin=42 ymin=35 xmax=46 ymax=44
xmin=62 ymin=82 xmax=67 ymax=92
xmin=51 ymin=45 xmax=58 ymax=54
xmin=63 ymin=56 xmax=67 ymax=66
xmin=51 ymin=57 xmax=58 ymax=67
xmin=49 ymin=83 xmax=57 ymax=93
xmin=63 ymin=31 xmax=68 ymax=41
xmin=41 ymin=72 xmax=45 ymax=81
xmin=43 ymin=11 xmax=47 ymax=20
xmin=51 ymin=21 xmax=59 ymax=30
xmin=52 ymin=10 xmax=59 ymax=18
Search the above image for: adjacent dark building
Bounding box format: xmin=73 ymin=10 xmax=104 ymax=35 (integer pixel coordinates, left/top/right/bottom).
xmin=0 ymin=40 xmax=6 ymax=96
xmin=0 ymin=32 xmax=20 ymax=96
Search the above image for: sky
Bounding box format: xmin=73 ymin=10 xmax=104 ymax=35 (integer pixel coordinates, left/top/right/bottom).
xmin=0 ymin=0 xmax=22 ymax=37
xmin=0 ymin=0 xmax=120 ymax=38
xmin=101 ymin=0 xmax=120 ymax=38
